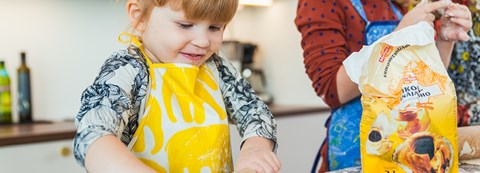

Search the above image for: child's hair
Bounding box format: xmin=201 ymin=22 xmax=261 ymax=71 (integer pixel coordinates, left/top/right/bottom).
xmin=137 ymin=0 xmax=239 ymax=25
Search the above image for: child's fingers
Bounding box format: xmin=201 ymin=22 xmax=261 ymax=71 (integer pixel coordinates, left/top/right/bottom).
xmin=238 ymin=154 xmax=278 ymax=173
xmin=233 ymin=168 xmax=255 ymax=173
xmin=263 ymin=153 xmax=281 ymax=172
xmin=256 ymin=158 xmax=274 ymax=173
xmin=272 ymin=154 xmax=281 ymax=170
xmin=236 ymin=162 xmax=265 ymax=173
xmin=242 ymin=153 xmax=280 ymax=173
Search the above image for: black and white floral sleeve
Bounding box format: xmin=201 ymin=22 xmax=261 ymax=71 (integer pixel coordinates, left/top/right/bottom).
xmin=73 ymin=48 xmax=149 ymax=167
xmin=212 ymin=55 xmax=277 ymax=148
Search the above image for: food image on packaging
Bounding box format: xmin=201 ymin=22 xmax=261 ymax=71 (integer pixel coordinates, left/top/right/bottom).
xmin=393 ymin=132 xmax=453 ymax=173
xmin=394 ymin=104 xmax=431 ymax=140
xmin=366 ymin=112 xmax=396 ymax=156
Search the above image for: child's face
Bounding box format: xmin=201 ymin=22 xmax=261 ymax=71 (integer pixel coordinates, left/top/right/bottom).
xmin=141 ymin=6 xmax=226 ymax=66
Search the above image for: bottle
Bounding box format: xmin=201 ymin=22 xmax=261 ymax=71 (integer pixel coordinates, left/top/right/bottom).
xmin=0 ymin=60 xmax=12 ymax=124
xmin=18 ymin=52 xmax=32 ymax=123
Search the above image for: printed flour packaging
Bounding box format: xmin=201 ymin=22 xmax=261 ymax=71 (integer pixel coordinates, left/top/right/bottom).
xmin=344 ymin=22 xmax=458 ymax=173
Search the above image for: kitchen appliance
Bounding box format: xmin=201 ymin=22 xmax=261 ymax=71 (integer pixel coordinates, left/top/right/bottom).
xmin=220 ymin=41 xmax=273 ymax=104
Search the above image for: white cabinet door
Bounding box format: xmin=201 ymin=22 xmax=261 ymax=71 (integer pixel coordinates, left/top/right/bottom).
xmin=0 ymin=140 xmax=84 ymax=173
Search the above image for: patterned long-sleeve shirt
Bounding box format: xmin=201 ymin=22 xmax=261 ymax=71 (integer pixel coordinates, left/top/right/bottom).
xmin=294 ymin=0 xmax=405 ymax=109
xmin=73 ymin=46 xmax=277 ymax=167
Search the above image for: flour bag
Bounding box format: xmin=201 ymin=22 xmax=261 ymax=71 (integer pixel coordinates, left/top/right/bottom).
xmin=344 ymin=22 xmax=458 ymax=173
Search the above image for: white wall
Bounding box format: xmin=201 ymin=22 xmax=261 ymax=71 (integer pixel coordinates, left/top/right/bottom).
xmin=0 ymin=0 xmax=128 ymax=122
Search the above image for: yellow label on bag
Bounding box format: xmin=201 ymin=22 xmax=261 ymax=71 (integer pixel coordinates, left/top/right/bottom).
xmin=359 ymin=43 xmax=458 ymax=173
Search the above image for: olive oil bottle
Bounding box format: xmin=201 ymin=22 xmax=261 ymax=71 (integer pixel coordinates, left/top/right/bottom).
xmin=18 ymin=52 xmax=32 ymax=123
xmin=0 ymin=60 xmax=12 ymax=124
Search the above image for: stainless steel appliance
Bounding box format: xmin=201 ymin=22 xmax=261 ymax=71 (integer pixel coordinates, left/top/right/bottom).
xmin=220 ymin=41 xmax=273 ymax=104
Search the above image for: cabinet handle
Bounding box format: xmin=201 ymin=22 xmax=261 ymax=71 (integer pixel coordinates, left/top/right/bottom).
xmin=60 ymin=146 xmax=72 ymax=157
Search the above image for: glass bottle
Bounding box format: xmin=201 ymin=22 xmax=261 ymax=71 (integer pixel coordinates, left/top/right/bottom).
xmin=18 ymin=52 xmax=32 ymax=123
xmin=0 ymin=61 xmax=12 ymax=124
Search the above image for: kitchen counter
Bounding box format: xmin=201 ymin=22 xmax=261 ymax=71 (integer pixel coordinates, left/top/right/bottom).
xmin=0 ymin=121 xmax=76 ymax=147
xmin=268 ymin=104 xmax=329 ymax=117
xmin=0 ymin=105 xmax=329 ymax=147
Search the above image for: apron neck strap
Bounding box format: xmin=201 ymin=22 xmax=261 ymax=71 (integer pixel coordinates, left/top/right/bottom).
xmin=118 ymin=32 xmax=154 ymax=66
xmin=350 ymin=0 xmax=403 ymax=24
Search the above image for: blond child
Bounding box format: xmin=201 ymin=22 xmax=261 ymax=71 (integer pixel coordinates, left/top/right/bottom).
xmin=73 ymin=0 xmax=281 ymax=172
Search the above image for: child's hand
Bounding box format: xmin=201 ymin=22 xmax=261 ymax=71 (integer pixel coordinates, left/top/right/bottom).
xmin=235 ymin=137 xmax=281 ymax=173
xmin=438 ymin=3 xmax=472 ymax=42
xmin=233 ymin=168 xmax=256 ymax=173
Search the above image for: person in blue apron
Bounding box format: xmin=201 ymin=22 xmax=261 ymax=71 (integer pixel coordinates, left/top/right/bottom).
xmin=294 ymin=0 xmax=472 ymax=172
xmin=73 ymin=0 xmax=281 ymax=172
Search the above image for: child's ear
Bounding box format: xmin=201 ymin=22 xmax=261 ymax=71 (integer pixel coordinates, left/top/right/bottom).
xmin=127 ymin=0 xmax=145 ymax=32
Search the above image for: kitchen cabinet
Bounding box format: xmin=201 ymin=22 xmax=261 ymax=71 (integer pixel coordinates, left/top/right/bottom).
xmin=0 ymin=121 xmax=81 ymax=173
xmin=0 ymin=139 xmax=83 ymax=173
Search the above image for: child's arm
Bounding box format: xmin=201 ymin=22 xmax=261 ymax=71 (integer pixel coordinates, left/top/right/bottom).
xmin=73 ymin=50 xmax=151 ymax=171
xmin=84 ymin=135 xmax=155 ymax=173
xmin=213 ymin=56 xmax=281 ymax=172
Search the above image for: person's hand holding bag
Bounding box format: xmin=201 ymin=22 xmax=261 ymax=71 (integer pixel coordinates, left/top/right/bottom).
xmin=393 ymin=0 xmax=473 ymax=68
xmin=439 ymin=2 xmax=472 ymax=42
xmin=395 ymin=0 xmax=451 ymax=31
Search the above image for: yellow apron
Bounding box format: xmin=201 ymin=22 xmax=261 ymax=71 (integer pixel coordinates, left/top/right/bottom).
xmin=120 ymin=33 xmax=233 ymax=173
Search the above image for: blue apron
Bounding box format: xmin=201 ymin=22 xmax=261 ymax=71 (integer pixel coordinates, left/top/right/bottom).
xmin=324 ymin=0 xmax=403 ymax=171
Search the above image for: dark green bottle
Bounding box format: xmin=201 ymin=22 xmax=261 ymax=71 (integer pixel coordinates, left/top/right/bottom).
xmin=18 ymin=52 xmax=32 ymax=123
xmin=0 ymin=60 xmax=12 ymax=124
